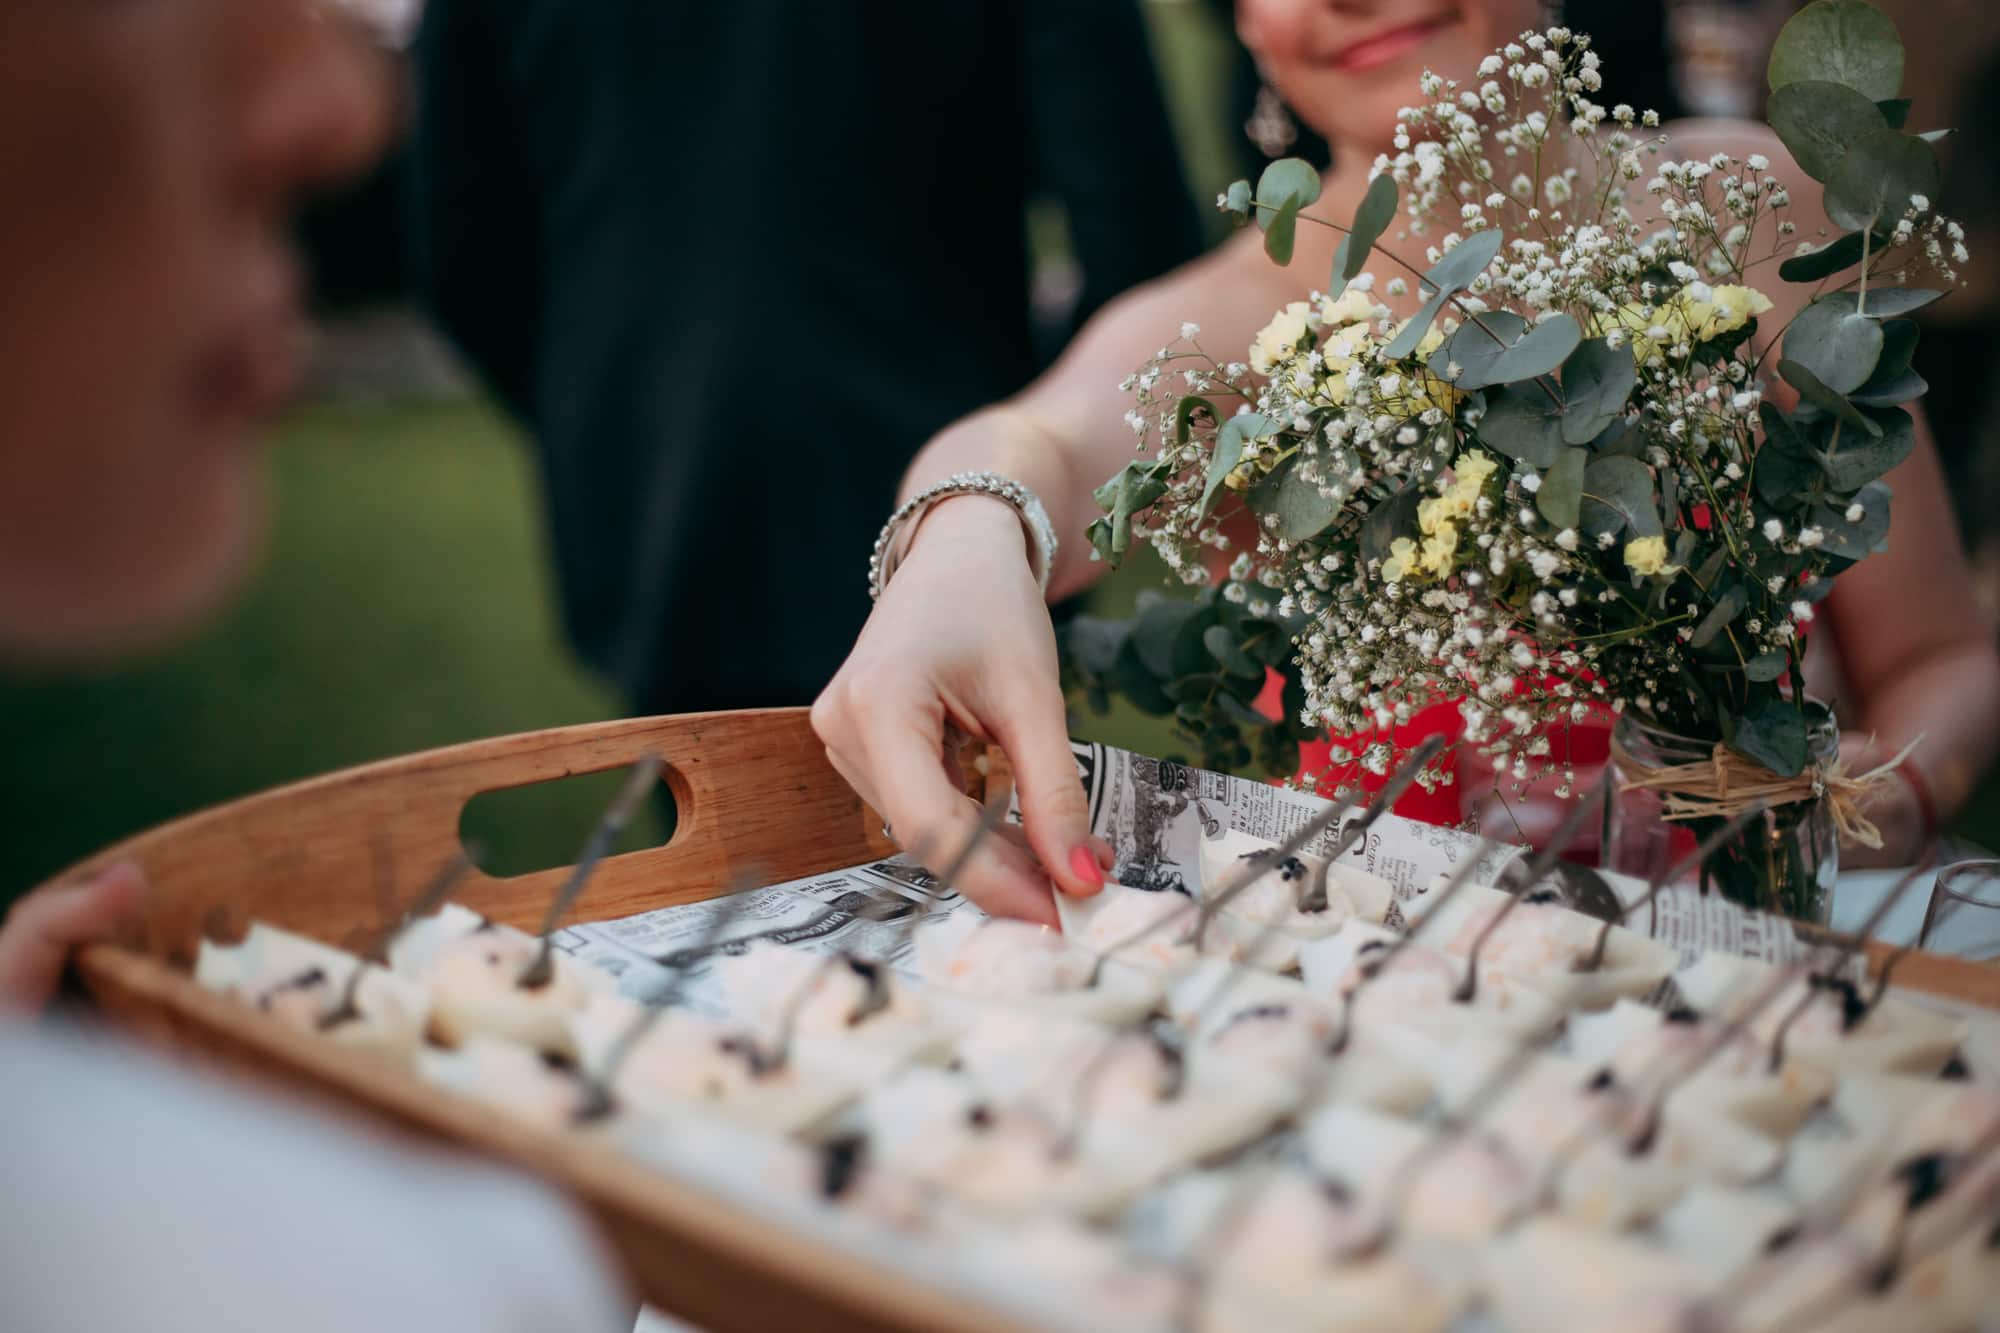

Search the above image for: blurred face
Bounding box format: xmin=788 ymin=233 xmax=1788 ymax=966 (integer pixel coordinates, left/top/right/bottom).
xmin=1239 ymin=0 xmax=1546 ymax=156
xmin=0 ymin=0 xmax=390 ymax=661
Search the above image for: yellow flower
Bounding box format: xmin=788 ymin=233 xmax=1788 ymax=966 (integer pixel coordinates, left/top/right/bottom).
xmin=1601 ymin=285 xmax=1772 ymax=365
xmin=1383 ymin=536 xmax=1419 ymax=583
xmin=1622 ymin=534 xmax=1677 ymax=577
xmin=1709 ymin=284 xmax=1773 ymax=330
xmin=1318 ymin=287 xmax=1378 ymax=329
xmin=1453 ymin=451 xmax=1499 ymax=494
xmin=1419 ymin=521 xmax=1460 ymax=576
xmin=1250 ymin=301 xmax=1315 ymax=375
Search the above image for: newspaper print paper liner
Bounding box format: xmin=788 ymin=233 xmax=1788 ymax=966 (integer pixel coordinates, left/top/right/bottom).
xmin=195 ymin=921 xmax=431 ymax=1063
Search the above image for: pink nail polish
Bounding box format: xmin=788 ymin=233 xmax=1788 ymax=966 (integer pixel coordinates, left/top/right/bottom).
xmin=1068 ymin=846 xmax=1105 ymax=889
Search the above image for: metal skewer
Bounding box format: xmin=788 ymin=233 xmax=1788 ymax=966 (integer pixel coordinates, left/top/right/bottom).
xmin=572 ymin=869 xmax=764 ymax=1124
xmin=1765 ymin=852 xmax=1937 ymax=1071
xmin=763 ymin=797 xmax=1008 ymax=1070
xmin=518 ymin=754 xmax=663 ymax=990
xmin=1455 ymin=772 xmax=1612 ymax=1003
xmin=1052 ymin=741 xmax=1446 ymax=1160
xmin=319 ymin=844 xmax=482 ymax=1031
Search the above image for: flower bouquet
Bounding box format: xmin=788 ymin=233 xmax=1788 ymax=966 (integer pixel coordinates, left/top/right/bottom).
xmin=1065 ymin=0 xmax=1964 ymax=919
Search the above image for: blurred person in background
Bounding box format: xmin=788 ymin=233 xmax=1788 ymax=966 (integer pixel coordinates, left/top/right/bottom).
xmin=407 ymin=1 xmax=1203 ymax=722
xmin=0 ymin=2 xmax=627 ymax=1325
xmin=809 ymin=0 xmax=2000 ymax=923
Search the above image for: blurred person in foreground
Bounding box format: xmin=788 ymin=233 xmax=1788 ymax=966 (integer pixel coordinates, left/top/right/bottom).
xmin=0 ymin=3 xmax=627 ymax=1327
xmin=809 ymin=0 xmax=2000 ymax=924
xmin=408 ymin=1 xmax=1203 ymax=721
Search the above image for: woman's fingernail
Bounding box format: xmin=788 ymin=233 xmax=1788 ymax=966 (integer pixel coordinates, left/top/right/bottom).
xmin=1069 ymin=846 xmax=1105 ymax=888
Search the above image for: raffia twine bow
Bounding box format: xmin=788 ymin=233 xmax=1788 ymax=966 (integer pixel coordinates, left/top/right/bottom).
xmin=1610 ymin=732 xmax=1924 ymax=852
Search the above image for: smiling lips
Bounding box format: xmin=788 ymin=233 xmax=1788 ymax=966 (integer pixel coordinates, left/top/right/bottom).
xmin=1329 ymin=14 xmax=1459 ymax=73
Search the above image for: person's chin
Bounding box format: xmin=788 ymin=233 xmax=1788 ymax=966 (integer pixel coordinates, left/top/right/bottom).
xmin=0 ymin=463 xmax=267 ymax=666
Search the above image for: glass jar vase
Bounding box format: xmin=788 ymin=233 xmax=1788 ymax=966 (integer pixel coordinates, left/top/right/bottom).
xmin=1605 ymin=704 xmax=1839 ymax=924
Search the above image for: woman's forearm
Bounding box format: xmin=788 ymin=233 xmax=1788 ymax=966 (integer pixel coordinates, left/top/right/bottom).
xmin=898 ymin=403 xmax=1117 ymax=599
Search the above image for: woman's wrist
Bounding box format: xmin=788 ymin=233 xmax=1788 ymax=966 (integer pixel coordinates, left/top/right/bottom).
xmin=899 ymin=492 xmax=1041 ymax=580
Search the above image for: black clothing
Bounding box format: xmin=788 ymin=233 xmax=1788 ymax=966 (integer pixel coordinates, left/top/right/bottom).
xmin=410 ymin=1 xmax=1202 ymax=712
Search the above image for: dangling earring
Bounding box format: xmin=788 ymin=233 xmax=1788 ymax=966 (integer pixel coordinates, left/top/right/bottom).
xmin=1246 ymin=64 xmax=1297 ymax=158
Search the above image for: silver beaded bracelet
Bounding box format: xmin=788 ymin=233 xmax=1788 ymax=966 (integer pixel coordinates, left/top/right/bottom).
xmin=869 ymin=471 xmax=1058 ymax=602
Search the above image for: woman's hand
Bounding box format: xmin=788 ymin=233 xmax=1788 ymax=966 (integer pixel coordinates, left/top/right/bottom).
xmin=812 ymin=496 xmax=1108 ymax=925
xmin=0 ymin=860 xmax=145 ymax=1012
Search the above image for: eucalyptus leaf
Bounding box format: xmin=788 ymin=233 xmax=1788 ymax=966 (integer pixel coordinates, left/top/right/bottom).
xmin=1591 ymin=418 xmax=1645 ymax=457
xmin=1426 ymin=227 xmax=1505 ymax=290
xmin=1382 ymin=230 xmax=1503 ymax=360
xmin=1559 ymin=337 xmax=1636 ymax=444
xmin=1475 ymin=381 xmax=1566 ymax=467
xmin=1480 ymin=313 xmax=1581 ymax=388
xmin=1863 ymin=317 xmax=1918 ymax=382
xmin=1809 ymin=478 xmax=1892 ymax=559
xmin=1848 ymin=367 xmax=1926 ymax=406
xmin=1765 ymin=80 xmax=1887 ymax=182
xmin=1690 ymin=585 xmax=1748 ymax=649
xmin=1779 ymin=358 xmax=1881 ymax=435
xmin=1092 ymin=460 xmax=1169 ymax=560
xmin=1536 ymin=447 xmax=1587 ymax=529
xmin=1579 ymin=454 xmax=1663 ymax=540
xmin=1197 ymin=412 xmax=1272 ymax=521
xmin=1778 ymin=230 xmax=1871 ymax=283
xmin=1824 ymin=287 xmax=1942 ymax=318
xmin=1203 ymin=624 xmax=1263 ymax=679
xmin=1063 ymin=614 xmax=1128 ymax=675
xmin=1130 ymin=596 xmax=1204 ymax=680
xmin=1818 ymin=404 xmax=1912 ymax=490
xmin=1755 ymin=404 xmax=1822 ymax=505
xmin=1785 ymin=295 xmax=1885 ymax=393
xmin=1767 ymin=0 xmax=1905 ymax=102
xmin=1250 ymin=454 xmax=1345 ymax=542
xmin=1224 ymin=179 xmax=1252 ymax=217
xmin=1255 ymin=158 xmax=1320 ymax=231
xmin=1431 ymin=312 xmax=1527 ymax=390
xmin=1745 ymin=651 xmax=1790 ymax=682
xmin=1106 ymin=639 xmax=1176 ymax=715
xmin=1174 ymin=395 xmax=1216 ymax=445
xmin=1875 ymin=96 xmax=1911 ymax=128
xmin=1359 ymin=483 xmax=1424 ymax=567
xmin=1216 ymin=693 xmax=1274 ymax=728
xmin=1824 ymin=128 xmax=1940 ymax=233
xmin=1264 ymin=196 xmax=1301 ymax=265
xmin=1732 ymin=697 xmax=1811 ymax=778
xmin=1329 ymin=173 xmax=1398 ymax=300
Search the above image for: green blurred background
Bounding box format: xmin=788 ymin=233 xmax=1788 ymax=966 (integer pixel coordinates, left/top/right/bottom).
xmin=1 ymin=2 xmax=1992 ymax=900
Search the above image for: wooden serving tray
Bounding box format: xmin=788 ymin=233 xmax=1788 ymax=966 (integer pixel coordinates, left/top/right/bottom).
xmin=53 ymin=706 xmax=1019 ymax=1333
xmin=44 ymin=707 xmax=2000 ymax=1331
